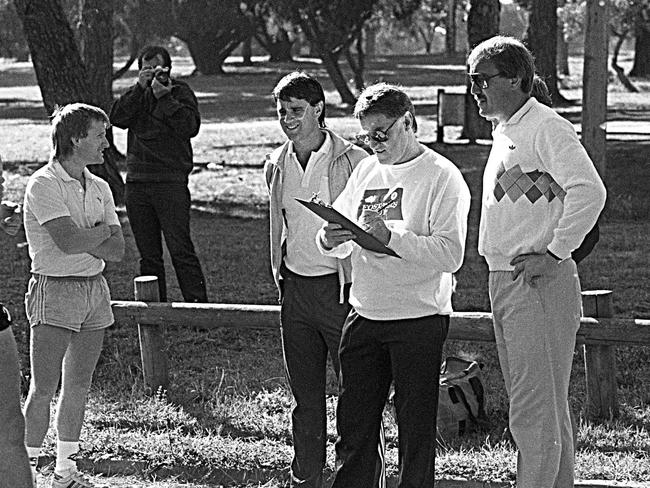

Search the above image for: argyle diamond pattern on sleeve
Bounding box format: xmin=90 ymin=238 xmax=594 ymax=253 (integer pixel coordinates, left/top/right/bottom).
xmin=494 ymin=164 xmax=566 ymax=203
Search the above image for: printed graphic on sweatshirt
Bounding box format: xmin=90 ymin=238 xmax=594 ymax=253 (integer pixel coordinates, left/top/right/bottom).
xmin=356 ymin=187 xmax=404 ymax=220
xmin=494 ymin=163 xmax=566 ymax=204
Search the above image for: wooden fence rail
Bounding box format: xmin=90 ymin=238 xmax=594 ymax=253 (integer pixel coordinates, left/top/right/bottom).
xmin=112 ymin=277 xmax=650 ymax=422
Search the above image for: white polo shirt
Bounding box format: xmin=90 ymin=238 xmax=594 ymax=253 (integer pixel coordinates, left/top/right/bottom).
xmin=281 ymin=132 xmax=338 ymax=276
xmin=23 ymin=160 xmax=120 ymax=277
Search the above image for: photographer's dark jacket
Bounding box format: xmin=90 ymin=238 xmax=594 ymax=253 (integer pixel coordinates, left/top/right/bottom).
xmin=110 ymin=79 xmax=200 ymax=183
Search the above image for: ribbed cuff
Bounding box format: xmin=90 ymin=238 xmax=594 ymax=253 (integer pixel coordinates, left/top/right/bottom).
xmin=546 ymin=249 xmax=562 ymax=261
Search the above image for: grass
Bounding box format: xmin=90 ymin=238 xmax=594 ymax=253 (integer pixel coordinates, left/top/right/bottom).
xmin=0 ymin=52 xmax=649 ymax=486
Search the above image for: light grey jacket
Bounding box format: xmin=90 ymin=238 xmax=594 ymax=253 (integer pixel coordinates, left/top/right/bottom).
xmin=264 ymin=129 xmax=368 ymax=302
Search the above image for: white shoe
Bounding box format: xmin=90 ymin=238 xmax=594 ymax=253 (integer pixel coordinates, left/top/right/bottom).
xmin=50 ymin=468 xmax=100 ymax=488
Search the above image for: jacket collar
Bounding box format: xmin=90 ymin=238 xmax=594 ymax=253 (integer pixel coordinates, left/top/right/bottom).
xmin=267 ymin=128 xmax=356 ymax=170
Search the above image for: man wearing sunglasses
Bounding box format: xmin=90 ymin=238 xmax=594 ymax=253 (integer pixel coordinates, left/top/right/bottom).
xmin=468 ymin=36 xmax=606 ymax=488
xmin=264 ymin=72 xmax=387 ymax=488
xmin=317 ymin=83 xmax=470 ymax=487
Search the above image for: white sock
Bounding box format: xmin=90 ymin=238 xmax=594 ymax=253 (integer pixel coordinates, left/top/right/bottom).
xmin=26 ymin=446 xmax=40 ymax=480
xmin=55 ymin=440 xmax=79 ymax=476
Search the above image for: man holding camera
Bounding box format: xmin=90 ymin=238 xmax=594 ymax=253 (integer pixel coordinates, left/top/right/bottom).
xmin=110 ymin=45 xmax=207 ymax=302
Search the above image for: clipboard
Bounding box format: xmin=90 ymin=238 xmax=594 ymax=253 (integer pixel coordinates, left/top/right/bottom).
xmin=296 ymin=198 xmax=401 ymax=258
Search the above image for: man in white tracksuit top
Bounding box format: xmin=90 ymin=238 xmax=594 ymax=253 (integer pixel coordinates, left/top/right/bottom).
xmin=264 ymin=71 xmax=386 ymax=488
xmin=468 ymin=36 xmax=607 ymax=487
xmin=318 ymin=83 xmax=470 ymax=488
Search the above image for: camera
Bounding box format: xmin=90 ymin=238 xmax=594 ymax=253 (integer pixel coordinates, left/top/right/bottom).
xmin=154 ymin=66 xmax=170 ymax=86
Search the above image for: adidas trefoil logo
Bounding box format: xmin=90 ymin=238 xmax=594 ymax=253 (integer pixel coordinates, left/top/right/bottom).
xmin=509 ymin=145 xmax=516 ymax=150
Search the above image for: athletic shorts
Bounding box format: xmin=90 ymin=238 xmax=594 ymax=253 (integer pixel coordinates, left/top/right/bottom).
xmin=25 ymin=274 xmax=114 ymax=332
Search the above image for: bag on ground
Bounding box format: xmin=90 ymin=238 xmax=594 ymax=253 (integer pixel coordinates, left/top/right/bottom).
xmin=387 ymin=356 xmax=487 ymax=442
xmin=436 ymin=356 xmax=487 ymax=441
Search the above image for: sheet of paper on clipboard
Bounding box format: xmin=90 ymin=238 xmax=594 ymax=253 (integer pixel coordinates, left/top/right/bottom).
xmin=296 ymin=198 xmax=401 ymax=258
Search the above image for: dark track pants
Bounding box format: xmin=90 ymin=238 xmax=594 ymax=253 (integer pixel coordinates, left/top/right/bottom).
xmin=280 ymin=265 xmax=350 ymax=488
xmin=126 ymin=182 xmax=207 ymax=302
xmin=332 ymin=310 xmax=449 ymax=488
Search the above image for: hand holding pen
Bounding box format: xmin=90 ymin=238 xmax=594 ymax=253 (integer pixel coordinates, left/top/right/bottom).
xmin=358 ymin=187 xmax=399 ymax=245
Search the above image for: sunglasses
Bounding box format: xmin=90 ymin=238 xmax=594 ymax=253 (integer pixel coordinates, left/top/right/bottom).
xmin=467 ymin=72 xmax=505 ymax=89
xmin=356 ymin=116 xmax=401 ymax=144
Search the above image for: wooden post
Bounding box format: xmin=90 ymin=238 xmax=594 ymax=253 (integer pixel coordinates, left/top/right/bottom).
xmin=437 ymin=89 xmax=445 ymax=143
xmin=582 ymin=290 xmax=617 ymax=420
xmin=581 ymin=0 xmax=609 ymax=176
xmin=445 ymin=0 xmax=457 ymax=55
xmin=134 ymin=276 xmax=169 ymax=394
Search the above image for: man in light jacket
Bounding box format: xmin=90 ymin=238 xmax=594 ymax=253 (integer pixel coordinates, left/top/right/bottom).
xmin=264 ymin=71 xmax=378 ymax=488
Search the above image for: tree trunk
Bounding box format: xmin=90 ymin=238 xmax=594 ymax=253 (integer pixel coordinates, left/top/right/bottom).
xmin=77 ymin=0 xmax=125 ymax=203
xmin=262 ymin=31 xmax=294 ymax=62
xmin=14 ymin=0 xmax=125 ymax=203
xmin=629 ymin=19 xmax=650 ymax=77
xmin=581 ymin=0 xmax=608 ymax=176
xmin=418 ymin=26 xmax=433 ymax=54
xmin=97 ymin=134 xmax=126 ymax=203
xmin=266 ymin=39 xmax=294 ymax=62
xmin=79 ymin=0 xmax=113 ymax=110
xmin=345 ymin=30 xmax=365 ymax=92
xmin=183 ymin=34 xmax=233 ymax=75
xmin=242 ymin=35 xmax=253 ymax=66
xmin=462 ymin=0 xmax=500 ymax=143
xmin=527 ymin=0 xmax=567 ymax=105
xmin=365 ymin=24 xmax=377 ymax=59
xmin=557 ymin=23 xmax=570 ymax=76
xmin=253 ymin=17 xmax=294 ymax=63
xmin=446 ymin=0 xmax=457 ymax=54
xmin=611 ymin=30 xmax=638 ymax=92
xmin=321 ymin=51 xmax=357 ymax=105
xmin=14 ymin=0 xmax=94 ymax=111
xmin=112 ymin=17 xmax=140 ymax=80
xmin=277 ymin=2 xmax=374 ymax=106
xmin=296 ymin=13 xmax=358 ymax=105
xmin=173 ymin=1 xmax=250 ymax=76
xmin=113 ymin=54 xmax=137 ymax=81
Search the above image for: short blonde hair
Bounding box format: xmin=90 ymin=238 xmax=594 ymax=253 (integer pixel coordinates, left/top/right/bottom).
xmin=50 ymin=103 xmax=109 ymax=160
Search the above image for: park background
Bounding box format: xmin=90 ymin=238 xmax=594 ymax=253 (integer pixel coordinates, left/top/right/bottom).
xmin=1 ymin=0 xmax=649 ymax=486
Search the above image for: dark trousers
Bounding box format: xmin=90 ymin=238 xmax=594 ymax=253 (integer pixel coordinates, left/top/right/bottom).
xmin=125 ymin=182 xmax=207 ymax=302
xmin=333 ymin=311 xmax=449 ymax=488
xmin=280 ymin=264 xmax=350 ymax=488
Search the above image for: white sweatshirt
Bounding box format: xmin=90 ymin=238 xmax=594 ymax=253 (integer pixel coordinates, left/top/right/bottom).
xmin=478 ymin=98 xmax=606 ymax=271
xmin=317 ymin=147 xmax=470 ymax=320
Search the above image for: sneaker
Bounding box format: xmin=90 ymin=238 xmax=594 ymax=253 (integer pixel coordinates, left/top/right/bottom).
xmin=50 ymin=469 xmax=98 ymax=488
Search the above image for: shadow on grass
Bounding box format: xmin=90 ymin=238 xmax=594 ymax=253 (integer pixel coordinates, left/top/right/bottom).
xmin=39 ymin=456 xmax=291 ymax=487
xmin=50 ymin=458 xmax=515 ymax=488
